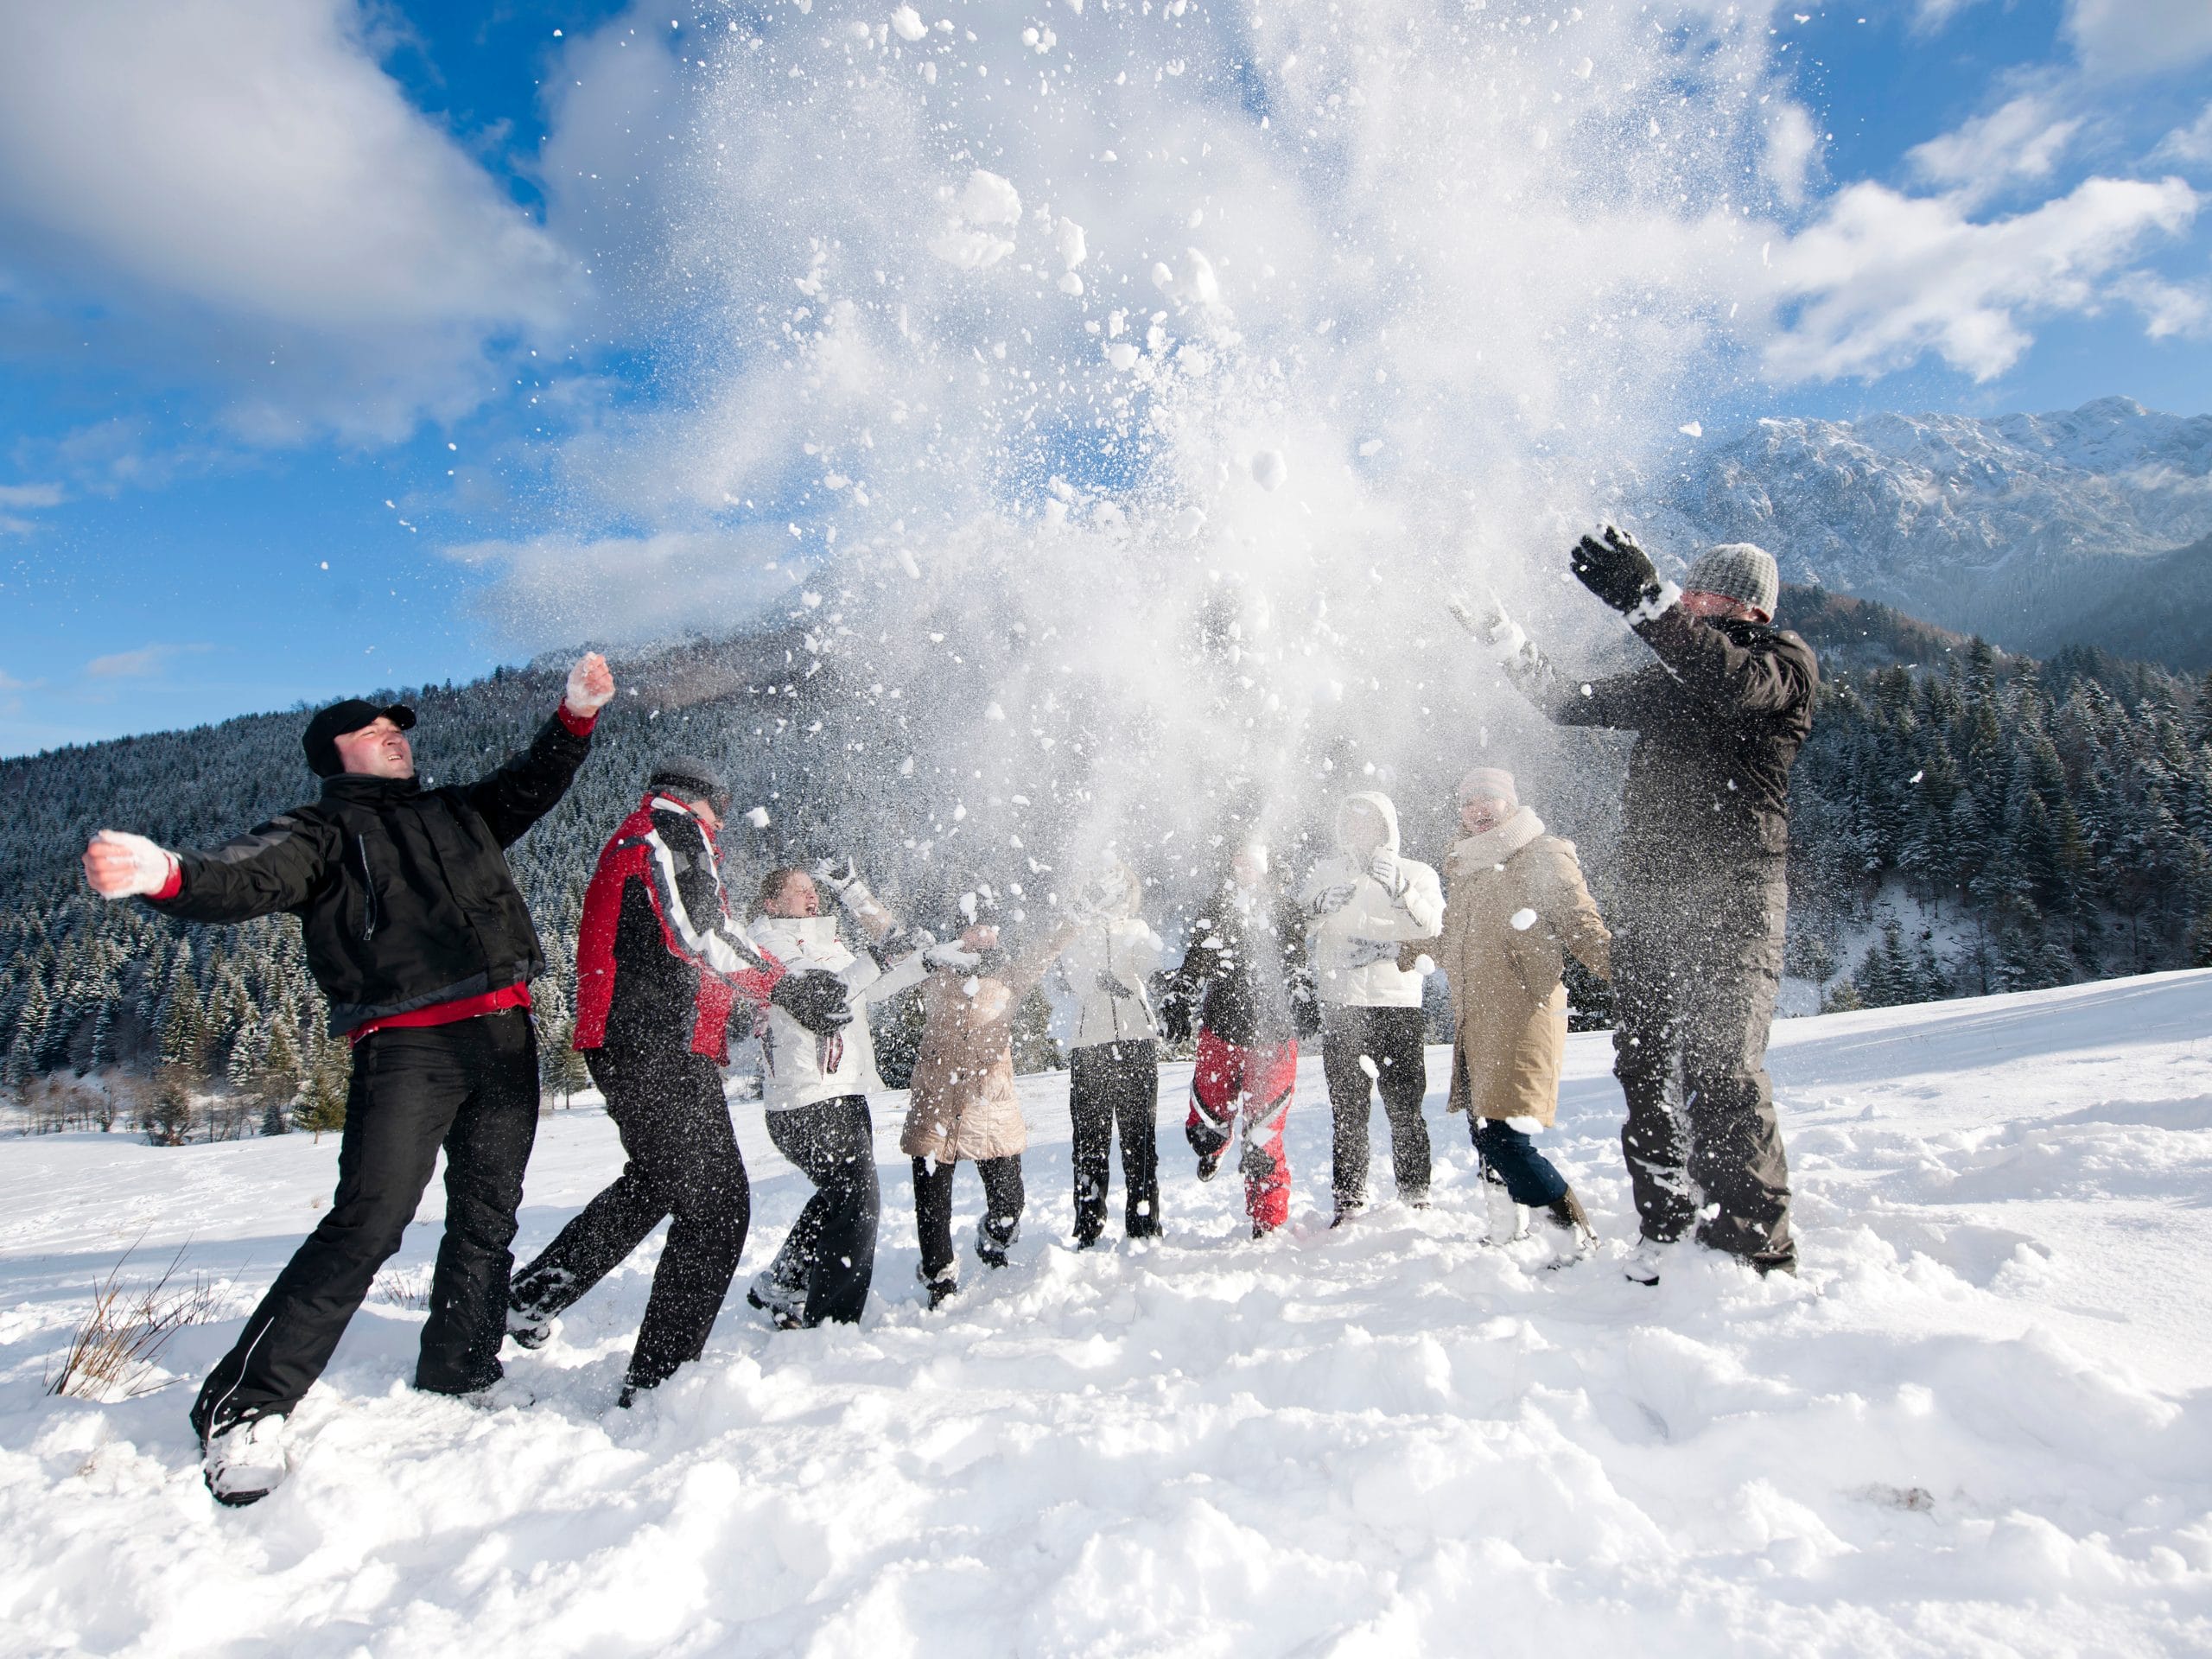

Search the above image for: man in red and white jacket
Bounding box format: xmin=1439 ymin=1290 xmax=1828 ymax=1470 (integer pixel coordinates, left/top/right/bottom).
xmin=81 ymin=656 xmax=617 ymax=1506
xmin=505 ymin=756 xmax=850 ymax=1402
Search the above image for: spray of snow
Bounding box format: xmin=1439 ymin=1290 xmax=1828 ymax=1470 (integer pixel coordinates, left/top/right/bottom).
xmin=490 ymin=0 xmax=1802 ymax=902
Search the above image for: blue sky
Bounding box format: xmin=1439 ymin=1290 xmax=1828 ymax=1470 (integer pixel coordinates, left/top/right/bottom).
xmin=2 ymin=0 xmax=2209 ymax=757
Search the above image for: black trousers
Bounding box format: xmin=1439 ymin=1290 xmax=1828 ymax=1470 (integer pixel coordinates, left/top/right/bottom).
xmin=1070 ymin=1040 xmax=1161 ymax=1243
xmin=912 ymin=1154 xmax=1024 ymax=1281
xmin=190 ymin=1011 xmax=539 ymax=1441
xmin=508 ymin=1044 xmax=749 ymax=1389
xmin=1612 ymin=870 xmax=1794 ymax=1268
xmin=1321 ymin=1004 xmax=1432 ymax=1212
xmin=764 ymin=1096 xmax=880 ymax=1325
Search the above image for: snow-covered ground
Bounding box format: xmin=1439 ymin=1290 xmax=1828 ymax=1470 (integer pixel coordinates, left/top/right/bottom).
xmin=5 ymin=973 xmax=2212 ymax=1656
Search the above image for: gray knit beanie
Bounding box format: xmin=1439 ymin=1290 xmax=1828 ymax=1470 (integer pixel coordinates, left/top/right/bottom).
xmin=1683 ymin=543 xmax=1779 ymax=619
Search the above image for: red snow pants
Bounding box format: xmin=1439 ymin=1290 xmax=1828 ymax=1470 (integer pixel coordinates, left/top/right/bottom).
xmin=1186 ymin=1028 xmax=1300 ymax=1234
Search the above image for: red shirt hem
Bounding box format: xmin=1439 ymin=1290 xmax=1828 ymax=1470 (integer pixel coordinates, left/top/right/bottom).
xmin=349 ymin=983 xmax=533 ymax=1045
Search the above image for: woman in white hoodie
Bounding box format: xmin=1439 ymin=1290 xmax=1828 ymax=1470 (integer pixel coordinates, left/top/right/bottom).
xmin=1298 ymin=791 xmax=1446 ymax=1220
xmin=1053 ymin=858 xmax=1166 ymax=1246
xmin=744 ymin=861 xmax=931 ymax=1327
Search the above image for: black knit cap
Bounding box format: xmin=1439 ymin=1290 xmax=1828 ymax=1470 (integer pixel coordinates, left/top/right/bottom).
xmin=303 ymin=699 xmax=416 ymax=778
xmin=647 ymin=753 xmax=729 ymax=814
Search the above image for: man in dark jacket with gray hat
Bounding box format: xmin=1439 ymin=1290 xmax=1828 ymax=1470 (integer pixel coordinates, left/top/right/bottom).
xmin=1457 ymin=533 xmax=1816 ymax=1281
xmin=506 ymin=754 xmax=854 ymax=1402
xmin=81 ymin=654 xmax=619 ymax=1504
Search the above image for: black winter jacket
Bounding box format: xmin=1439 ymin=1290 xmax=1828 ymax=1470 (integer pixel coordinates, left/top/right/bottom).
xmin=1163 ymin=884 xmax=1317 ymax=1047
xmin=148 ymin=713 xmax=591 ymax=1035
xmin=1513 ymin=605 xmax=1817 ymax=880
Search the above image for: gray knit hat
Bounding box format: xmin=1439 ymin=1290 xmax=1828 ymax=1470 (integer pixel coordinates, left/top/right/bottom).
xmin=1683 ymin=543 xmax=1779 ymax=619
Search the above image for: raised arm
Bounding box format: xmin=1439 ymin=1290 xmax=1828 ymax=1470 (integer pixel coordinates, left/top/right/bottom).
xmin=464 ymin=654 xmax=612 ymax=847
xmin=1630 ymin=607 xmax=1818 ymax=718
xmin=1447 ymin=590 xmax=1659 ymax=732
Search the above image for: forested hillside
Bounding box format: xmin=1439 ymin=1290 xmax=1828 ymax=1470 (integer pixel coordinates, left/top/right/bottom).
xmin=4 ymin=593 xmax=2208 ymax=1134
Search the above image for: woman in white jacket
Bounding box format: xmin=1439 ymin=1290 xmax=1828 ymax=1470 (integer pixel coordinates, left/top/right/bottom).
xmin=744 ymin=860 xmax=930 ymax=1327
xmin=1053 ymin=858 xmax=1166 ymax=1246
xmin=1299 ymin=791 xmax=1446 ymax=1219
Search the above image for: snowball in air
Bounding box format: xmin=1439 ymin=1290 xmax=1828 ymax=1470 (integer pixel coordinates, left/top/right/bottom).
xmin=890 ymin=5 xmax=926 ymax=40
xmin=1251 ymin=449 xmax=1288 ymax=491
xmin=1510 ymin=907 xmax=1539 ymax=931
xmin=746 ymin=807 xmax=772 ymax=830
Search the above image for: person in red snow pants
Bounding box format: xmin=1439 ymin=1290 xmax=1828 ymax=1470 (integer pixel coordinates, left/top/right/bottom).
xmin=1186 ymin=1027 xmax=1300 ymax=1233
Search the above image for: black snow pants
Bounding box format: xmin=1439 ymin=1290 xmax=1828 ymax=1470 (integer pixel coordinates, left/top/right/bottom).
xmin=508 ymin=1043 xmax=749 ymax=1390
xmin=912 ymin=1154 xmax=1025 ymax=1283
xmin=1321 ymin=1004 xmax=1432 ymax=1214
xmin=190 ymin=1011 xmax=539 ymax=1443
xmin=1612 ymin=866 xmax=1795 ymax=1270
xmin=1069 ymin=1039 xmax=1161 ymax=1243
xmin=763 ymin=1096 xmax=880 ymax=1325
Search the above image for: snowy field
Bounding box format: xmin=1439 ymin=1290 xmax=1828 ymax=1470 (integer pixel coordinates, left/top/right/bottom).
xmin=4 ymin=975 xmax=2212 ymax=1657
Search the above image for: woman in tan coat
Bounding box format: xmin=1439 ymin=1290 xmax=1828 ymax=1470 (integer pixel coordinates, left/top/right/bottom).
xmin=1415 ymin=766 xmax=1611 ymax=1261
xmin=903 ymin=919 xmax=1077 ymax=1306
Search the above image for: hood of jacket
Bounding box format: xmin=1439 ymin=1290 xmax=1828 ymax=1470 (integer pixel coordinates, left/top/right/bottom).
xmin=1335 ymin=791 xmax=1401 ymax=860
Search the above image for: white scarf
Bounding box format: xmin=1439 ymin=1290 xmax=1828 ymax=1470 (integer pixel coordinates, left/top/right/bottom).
xmin=1449 ymin=806 xmax=1545 ymax=877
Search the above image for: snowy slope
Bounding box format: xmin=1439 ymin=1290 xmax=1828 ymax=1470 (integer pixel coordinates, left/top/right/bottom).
xmin=1656 ymin=398 xmax=2212 ymax=663
xmin=5 ymin=974 xmax=2212 ymax=1656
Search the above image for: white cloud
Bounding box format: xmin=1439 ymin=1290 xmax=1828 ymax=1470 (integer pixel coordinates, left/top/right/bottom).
xmin=1908 ymin=94 xmax=2082 ymax=204
xmin=2066 ymin=0 xmax=2212 ymax=79
xmin=1764 ymin=175 xmax=2200 ymax=383
xmin=86 ymin=645 xmax=204 ymax=680
xmin=2156 ymin=105 xmax=2212 ymax=168
xmin=1912 ymin=0 xmax=1993 ymax=32
xmin=1762 ymin=105 xmax=1819 ymax=209
xmin=445 ymin=530 xmax=802 ymax=649
xmin=0 ymin=0 xmax=580 ymax=444
xmin=0 ymin=483 xmax=63 ymax=510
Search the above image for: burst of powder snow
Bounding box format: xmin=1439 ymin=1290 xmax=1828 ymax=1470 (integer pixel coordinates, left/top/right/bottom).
xmin=890 ymin=5 xmax=926 ymax=41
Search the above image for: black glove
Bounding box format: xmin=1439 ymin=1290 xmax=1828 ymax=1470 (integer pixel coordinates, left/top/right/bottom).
xmin=1096 ymin=970 xmax=1137 ymax=1000
xmin=1568 ymin=526 xmax=1662 ymax=615
xmin=869 ymin=925 xmax=934 ymax=969
xmin=1289 ymin=987 xmax=1322 ymax=1041
xmin=1159 ymin=988 xmax=1193 ymax=1045
xmin=769 ymin=969 xmax=854 ymax=1036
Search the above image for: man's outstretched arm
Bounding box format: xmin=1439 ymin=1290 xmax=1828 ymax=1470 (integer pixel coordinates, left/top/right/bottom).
xmin=466 ymin=653 xmax=614 ymax=847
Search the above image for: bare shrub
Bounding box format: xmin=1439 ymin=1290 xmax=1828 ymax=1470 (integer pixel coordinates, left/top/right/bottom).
xmin=45 ymin=1242 xmax=216 ymax=1401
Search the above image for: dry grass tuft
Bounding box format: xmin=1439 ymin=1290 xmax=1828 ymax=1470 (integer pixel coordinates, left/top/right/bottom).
xmin=44 ymin=1241 xmax=216 ymax=1401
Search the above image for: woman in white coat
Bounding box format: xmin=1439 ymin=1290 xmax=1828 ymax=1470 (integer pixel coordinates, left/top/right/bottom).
xmin=745 ymin=861 xmax=930 ymax=1327
xmin=1054 ymin=858 xmax=1166 ymax=1245
xmin=1299 ymin=791 xmax=1446 ymax=1219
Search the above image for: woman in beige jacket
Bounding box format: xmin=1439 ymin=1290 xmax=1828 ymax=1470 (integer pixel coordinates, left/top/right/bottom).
xmin=1416 ymin=766 xmax=1611 ymax=1260
xmin=903 ymin=918 xmax=1077 ymax=1305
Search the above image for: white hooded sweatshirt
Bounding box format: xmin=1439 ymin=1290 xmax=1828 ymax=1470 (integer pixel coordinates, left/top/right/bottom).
xmin=1298 ymin=791 xmax=1445 ymax=1009
xmin=1054 ymin=859 xmax=1166 ymax=1048
xmin=748 ymin=912 xmax=930 ymax=1111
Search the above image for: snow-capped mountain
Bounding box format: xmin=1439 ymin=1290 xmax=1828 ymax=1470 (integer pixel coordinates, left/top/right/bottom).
xmin=1655 ymin=397 xmax=2212 ymax=664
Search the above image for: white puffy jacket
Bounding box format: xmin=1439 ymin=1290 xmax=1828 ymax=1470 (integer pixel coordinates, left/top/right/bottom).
xmin=749 ymin=913 xmax=929 ymax=1111
xmin=1057 ymin=918 xmax=1166 ymax=1048
xmin=1299 ymin=791 xmax=1445 ymax=1009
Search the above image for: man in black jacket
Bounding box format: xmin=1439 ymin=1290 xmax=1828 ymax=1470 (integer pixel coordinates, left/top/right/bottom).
xmin=82 ymin=654 xmax=617 ymax=1505
xmin=1461 ymin=534 xmax=1816 ymax=1281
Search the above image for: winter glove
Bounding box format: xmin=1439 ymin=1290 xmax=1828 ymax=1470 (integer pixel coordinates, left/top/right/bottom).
xmin=1447 ymin=590 xmax=1530 ymax=664
xmin=1367 ymin=850 xmax=1410 ymax=901
xmin=868 ymin=925 xmax=935 ymax=969
xmin=1095 ymin=970 xmax=1138 ymax=1000
xmin=1158 ymin=983 xmax=1193 ymax=1044
xmin=1339 ymin=937 xmax=1402 ymax=969
xmin=83 ymin=830 xmax=179 ymax=899
xmin=1568 ymin=527 xmax=1666 ymax=616
xmin=563 ymin=652 xmax=616 ymax=716
xmin=1306 ymin=881 xmax=1357 ymax=918
xmin=1289 ymin=985 xmax=1323 ymax=1041
xmin=769 ymin=969 xmax=855 ymax=1036
xmin=812 ymin=854 xmax=860 ymax=895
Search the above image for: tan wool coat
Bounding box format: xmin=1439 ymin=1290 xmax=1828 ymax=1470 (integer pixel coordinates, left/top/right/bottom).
xmin=1408 ymin=809 xmax=1611 ymax=1127
xmin=900 ymin=927 xmax=1074 ymax=1163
